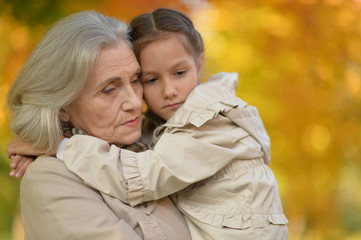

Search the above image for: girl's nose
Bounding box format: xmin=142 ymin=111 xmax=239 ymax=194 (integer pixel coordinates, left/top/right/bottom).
xmin=162 ymin=79 xmax=177 ymax=99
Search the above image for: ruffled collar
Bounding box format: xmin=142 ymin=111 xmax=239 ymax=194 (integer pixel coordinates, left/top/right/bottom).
xmin=163 ymin=72 xmax=246 ymax=128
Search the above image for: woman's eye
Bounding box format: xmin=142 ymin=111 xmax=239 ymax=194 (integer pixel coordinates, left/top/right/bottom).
xmin=102 ymin=88 xmax=115 ymax=94
xmin=132 ymin=78 xmax=142 ymax=84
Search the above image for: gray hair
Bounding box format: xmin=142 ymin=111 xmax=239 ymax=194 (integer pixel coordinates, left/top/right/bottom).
xmin=7 ymin=11 xmax=131 ymax=154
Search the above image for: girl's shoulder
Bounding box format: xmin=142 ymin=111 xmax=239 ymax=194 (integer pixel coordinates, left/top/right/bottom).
xmin=164 ymin=72 xmax=247 ymax=128
xmin=200 ymin=72 xmax=239 ymax=94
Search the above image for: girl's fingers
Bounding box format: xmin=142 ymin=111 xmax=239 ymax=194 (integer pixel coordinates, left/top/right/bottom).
xmin=15 ymin=155 xmax=28 ymax=170
xmin=9 ymin=155 xmax=34 ymax=178
xmin=9 ymin=169 xmax=16 ymax=177
xmin=10 ymin=155 xmax=22 ymax=169
xmin=14 ymin=158 xmax=34 ymax=178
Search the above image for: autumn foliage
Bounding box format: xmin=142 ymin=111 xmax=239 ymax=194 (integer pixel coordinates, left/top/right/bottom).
xmin=0 ymin=0 xmax=360 ymax=239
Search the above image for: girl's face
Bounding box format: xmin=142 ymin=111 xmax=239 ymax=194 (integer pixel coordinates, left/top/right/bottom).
xmin=139 ymin=33 xmax=203 ymax=121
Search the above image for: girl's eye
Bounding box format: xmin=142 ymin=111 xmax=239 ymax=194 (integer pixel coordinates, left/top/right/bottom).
xmin=144 ymin=77 xmax=158 ymax=84
xmin=175 ymin=70 xmax=186 ymax=76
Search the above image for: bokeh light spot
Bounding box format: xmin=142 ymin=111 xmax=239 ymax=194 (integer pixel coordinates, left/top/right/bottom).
xmin=345 ymin=67 xmax=361 ymax=97
xmin=9 ymin=26 xmax=28 ymax=50
xmin=302 ymin=124 xmax=332 ymax=157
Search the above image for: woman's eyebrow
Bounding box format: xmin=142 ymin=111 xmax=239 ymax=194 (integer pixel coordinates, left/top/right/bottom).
xmin=101 ymin=77 xmax=120 ymax=86
xmin=134 ymin=66 xmax=141 ymax=77
xmin=96 ymin=66 xmax=141 ymax=89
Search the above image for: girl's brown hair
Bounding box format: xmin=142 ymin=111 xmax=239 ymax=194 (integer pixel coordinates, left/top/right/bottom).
xmin=129 ymin=8 xmax=204 ymax=60
xmin=129 ymin=8 xmax=205 ymax=137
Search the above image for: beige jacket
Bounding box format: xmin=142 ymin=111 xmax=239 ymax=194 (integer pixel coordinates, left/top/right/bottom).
xmin=21 ymin=155 xmax=190 ymax=240
xmin=63 ymin=72 xmax=288 ymax=239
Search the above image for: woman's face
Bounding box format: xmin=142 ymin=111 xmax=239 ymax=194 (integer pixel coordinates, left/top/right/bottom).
xmin=62 ymin=42 xmax=143 ymax=147
xmin=139 ymin=33 xmax=202 ymax=121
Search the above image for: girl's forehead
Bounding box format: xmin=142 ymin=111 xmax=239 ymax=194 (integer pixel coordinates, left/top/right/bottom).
xmin=143 ymin=32 xmax=195 ymax=57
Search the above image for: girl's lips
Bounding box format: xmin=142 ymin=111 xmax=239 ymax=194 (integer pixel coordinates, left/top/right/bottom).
xmin=122 ymin=116 xmax=140 ymax=127
xmin=163 ymin=102 xmax=183 ymax=109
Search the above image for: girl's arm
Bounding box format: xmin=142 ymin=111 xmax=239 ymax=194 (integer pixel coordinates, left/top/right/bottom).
xmin=7 ymin=136 xmax=62 ymax=178
xmin=62 ymin=72 xmax=268 ymax=206
xmin=7 ymin=137 xmax=44 ymax=157
xmin=63 ymin=123 xmax=258 ymax=207
xmin=7 ymin=137 xmax=41 ymax=178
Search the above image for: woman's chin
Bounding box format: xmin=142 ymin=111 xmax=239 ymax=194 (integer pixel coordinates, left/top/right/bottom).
xmin=113 ymin=131 xmax=142 ymax=147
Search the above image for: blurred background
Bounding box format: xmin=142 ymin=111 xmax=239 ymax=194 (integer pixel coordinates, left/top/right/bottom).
xmin=1 ymin=0 xmax=360 ymax=239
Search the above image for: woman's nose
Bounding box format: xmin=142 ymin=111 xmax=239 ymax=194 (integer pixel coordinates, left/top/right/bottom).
xmin=121 ymin=86 xmax=142 ymax=111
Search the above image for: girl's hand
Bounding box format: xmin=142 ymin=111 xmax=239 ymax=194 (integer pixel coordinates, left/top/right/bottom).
xmin=9 ymin=155 xmax=35 ymax=178
xmin=7 ymin=137 xmax=42 ymax=178
xmin=7 ymin=137 xmax=43 ymax=158
xmin=7 ymin=136 xmax=62 ymax=178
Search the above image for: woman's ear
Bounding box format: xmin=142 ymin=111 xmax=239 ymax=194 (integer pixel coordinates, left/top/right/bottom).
xmin=59 ymin=107 xmax=70 ymax=122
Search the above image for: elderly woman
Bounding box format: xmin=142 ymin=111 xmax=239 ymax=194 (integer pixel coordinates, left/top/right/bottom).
xmin=7 ymin=11 xmax=190 ymax=239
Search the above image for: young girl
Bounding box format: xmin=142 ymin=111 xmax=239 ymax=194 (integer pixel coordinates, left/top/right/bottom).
xmin=9 ymin=8 xmax=288 ymax=239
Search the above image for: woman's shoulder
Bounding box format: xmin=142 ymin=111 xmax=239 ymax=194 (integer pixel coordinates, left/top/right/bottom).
xmin=20 ymin=155 xmax=105 ymax=217
xmin=19 ymin=155 xmax=130 ymax=239
xmin=21 ymin=155 xmax=90 ymax=195
xmin=23 ymin=155 xmax=69 ymax=179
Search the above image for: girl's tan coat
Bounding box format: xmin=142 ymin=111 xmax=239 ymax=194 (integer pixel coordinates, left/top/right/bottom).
xmin=63 ymin=72 xmax=288 ymax=239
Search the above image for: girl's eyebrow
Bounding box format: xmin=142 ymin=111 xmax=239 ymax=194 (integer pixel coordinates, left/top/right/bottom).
xmin=142 ymin=60 xmax=189 ymax=76
xmin=140 ymin=70 xmax=155 ymax=76
xmin=171 ymin=60 xmax=189 ymax=69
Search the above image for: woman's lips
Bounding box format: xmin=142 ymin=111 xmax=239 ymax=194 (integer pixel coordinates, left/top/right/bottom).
xmin=122 ymin=116 xmax=140 ymax=127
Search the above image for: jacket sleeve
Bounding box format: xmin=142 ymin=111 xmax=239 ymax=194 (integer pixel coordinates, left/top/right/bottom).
xmin=63 ymin=135 xmax=130 ymax=204
xmin=21 ymin=155 xmax=142 ymax=240
xmin=63 ymin=121 xmax=263 ymax=207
